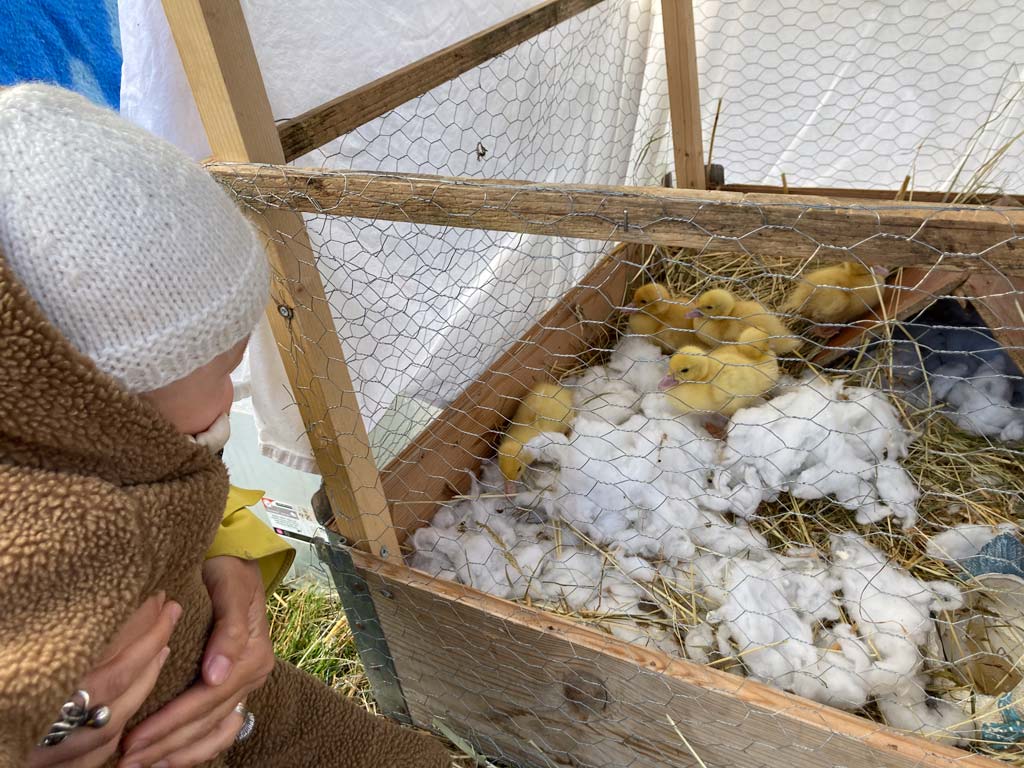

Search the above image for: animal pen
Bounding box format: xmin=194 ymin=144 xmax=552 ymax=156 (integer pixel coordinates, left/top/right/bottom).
xmin=165 ymin=0 xmax=1024 ymax=765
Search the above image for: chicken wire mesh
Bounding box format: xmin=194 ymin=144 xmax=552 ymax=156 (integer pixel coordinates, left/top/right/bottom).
xmin=291 ymin=0 xmax=1024 ymax=195
xmin=215 ymin=0 xmax=1024 ymax=764
xmin=691 ymin=0 xmax=1024 ymax=192
xmin=280 ymin=0 xmax=670 ymax=442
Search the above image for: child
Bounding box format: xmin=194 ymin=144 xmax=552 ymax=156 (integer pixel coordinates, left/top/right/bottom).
xmin=0 ymin=84 xmax=449 ymax=767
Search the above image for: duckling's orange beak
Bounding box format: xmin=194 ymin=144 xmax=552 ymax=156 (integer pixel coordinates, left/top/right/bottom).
xmin=685 ymin=309 xmax=702 ymax=319
xmin=659 ymin=374 xmax=677 ymax=390
xmin=619 ymin=303 xmax=640 ymax=314
xmin=504 ymin=480 xmax=517 ymax=496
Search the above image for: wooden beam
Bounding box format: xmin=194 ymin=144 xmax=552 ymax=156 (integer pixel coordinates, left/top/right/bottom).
xmin=208 ymin=163 xmax=1024 ymax=272
xmin=720 ymin=183 xmax=1021 ymax=206
xmin=351 ymin=547 xmax=1002 ymax=768
xmin=662 ymin=0 xmax=705 ymax=189
xmin=275 ymin=0 xmax=604 ymax=162
xmin=163 ymin=0 xmax=401 ymax=562
xmin=383 ymin=244 xmax=640 ymax=542
xmin=965 ymin=272 xmax=1024 ymax=375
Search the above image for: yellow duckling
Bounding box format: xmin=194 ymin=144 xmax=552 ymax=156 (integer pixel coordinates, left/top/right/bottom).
xmin=497 ymin=382 xmax=574 ymax=491
xmin=781 ymin=261 xmax=888 ymax=329
xmin=687 ymin=288 xmax=802 ymax=355
xmin=658 ymin=328 xmax=780 ymax=417
xmin=621 ymin=282 xmax=700 ymax=352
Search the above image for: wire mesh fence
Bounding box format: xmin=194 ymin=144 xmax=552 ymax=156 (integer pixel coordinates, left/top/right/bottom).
xmin=214 ymin=1 xmax=1024 ymax=764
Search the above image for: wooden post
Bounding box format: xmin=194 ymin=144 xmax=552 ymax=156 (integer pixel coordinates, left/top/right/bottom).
xmin=662 ymin=0 xmax=705 ymax=190
xmin=162 ymin=0 xmax=401 ymax=562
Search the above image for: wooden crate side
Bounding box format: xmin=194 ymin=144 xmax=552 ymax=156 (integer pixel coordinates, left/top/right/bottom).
xmin=351 ymin=549 xmax=999 ymax=768
xmin=964 ymin=272 xmax=1024 ymax=375
xmin=381 ymin=244 xmax=646 ymax=543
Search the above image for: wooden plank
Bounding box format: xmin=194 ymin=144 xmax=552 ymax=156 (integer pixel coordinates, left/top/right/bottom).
xmin=350 ymin=548 xmax=1001 ymax=768
xmin=382 ymin=244 xmax=642 ymax=543
xmin=965 ymin=272 xmax=1024 ymax=375
xmin=662 ymin=0 xmax=705 ymax=190
xmin=163 ymin=0 xmax=401 ymax=562
xmin=208 ymin=163 xmax=1024 ymax=272
xmin=276 ymin=0 xmax=605 ymax=162
xmin=720 ymin=183 xmax=1021 ymax=206
xmin=813 ymin=268 xmax=969 ymax=367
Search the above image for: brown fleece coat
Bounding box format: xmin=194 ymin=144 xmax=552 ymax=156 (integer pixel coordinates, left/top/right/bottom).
xmin=0 ymin=248 xmax=449 ymax=768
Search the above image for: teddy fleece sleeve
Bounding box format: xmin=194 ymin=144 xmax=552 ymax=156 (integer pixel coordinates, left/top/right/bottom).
xmin=0 ymin=466 xmax=149 ymax=764
xmin=206 ymin=486 xmax=295 ymax=595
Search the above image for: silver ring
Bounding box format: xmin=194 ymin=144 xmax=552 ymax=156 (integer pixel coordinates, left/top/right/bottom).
xmin=86 ymin=705 xmax=112 ymax=728
xmin=40 ymin=690 xmax=111 ymax=747
xmin=234 ymin=702 xmax=255 ymax=744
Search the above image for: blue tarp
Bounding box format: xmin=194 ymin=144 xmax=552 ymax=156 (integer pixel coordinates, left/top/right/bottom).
xmin=0 ymin=0 xmax=122 ymax=109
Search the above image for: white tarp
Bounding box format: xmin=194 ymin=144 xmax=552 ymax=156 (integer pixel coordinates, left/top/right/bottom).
xmin=691 ymin=0 xmax=1024 ymax=192
xmin=120 ymin=0 xmax=1024 ymax=473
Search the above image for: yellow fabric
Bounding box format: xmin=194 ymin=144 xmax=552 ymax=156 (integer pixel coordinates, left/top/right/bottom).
xmin=207 ymin=485 xmax=296 ymax=595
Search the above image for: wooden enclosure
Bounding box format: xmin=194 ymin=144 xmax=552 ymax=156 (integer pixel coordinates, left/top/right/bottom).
xmin=164 ymin=0 xmax=1023 ymax=765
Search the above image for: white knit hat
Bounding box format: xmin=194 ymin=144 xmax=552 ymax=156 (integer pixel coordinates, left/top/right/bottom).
xmin=0 ymin=84 xmax=269 ymax=393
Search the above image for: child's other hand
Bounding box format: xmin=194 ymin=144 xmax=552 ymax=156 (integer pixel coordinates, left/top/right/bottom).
xmin=26 ymin=594 xmax=180 ymax=768
xmin=118 ymin=556 xmax=274 ymax=767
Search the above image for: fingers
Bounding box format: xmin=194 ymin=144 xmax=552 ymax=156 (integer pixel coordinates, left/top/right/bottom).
xmin=132 ymin=709 xmax=245 ymax=768
xmin=86 ymin=600 xmax=182 ymax=704
xmin=201 ymin=588 xmax=248 ymax=686
xmin=41 ymin=735 xmax=120 ymax=768
xmin=31 ymin=646 xmax=171 ymax=768
xmin=119 ymin=557 xmax=271 ymax=767
xmin=96 ymin=592 xmax=166 ymax=665
xmin=29 ymin=601 xmax=179 ymax=767
xmin=117 ymin=698 xmax=238 ymax=768
xmin=199 ymin=557 xmax=268 ymax=688
xmin=119 ymin=658 xmax=266 ymax=759
xmin=200 ymin=557 xmax=264 ymax=687
xmin=121 ymin=576 xmax=271 ymax=757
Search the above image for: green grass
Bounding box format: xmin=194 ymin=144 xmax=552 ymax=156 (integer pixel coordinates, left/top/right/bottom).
xmin=267 ymin=585 xmax=375 ymax=709
xmin=268 ymin=584 xmax=487 ymax=766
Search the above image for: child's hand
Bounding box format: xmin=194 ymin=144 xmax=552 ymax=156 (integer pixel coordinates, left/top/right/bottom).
xmin=26 ymin=594 xmax=181 ymax=768
xmin=118 ymin=556 xmax=274 ymax=768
